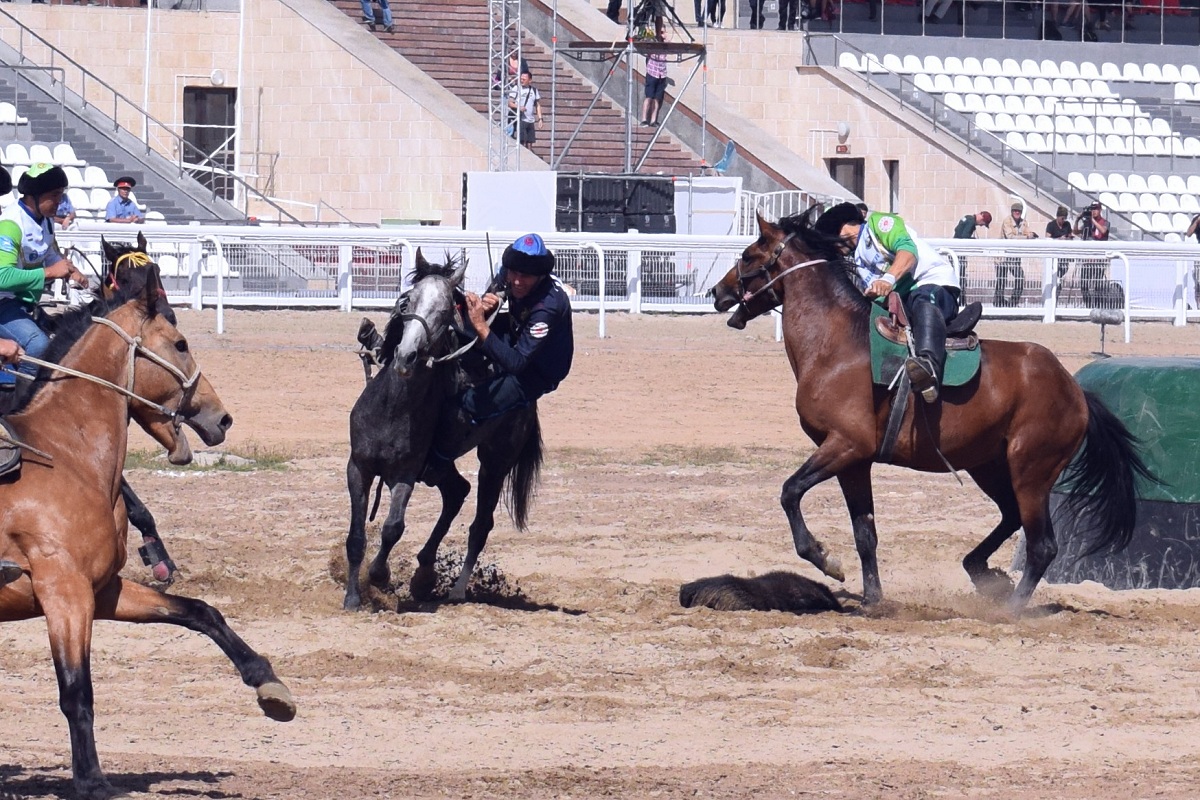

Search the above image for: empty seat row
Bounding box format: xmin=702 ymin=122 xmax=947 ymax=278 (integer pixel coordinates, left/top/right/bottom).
xmin=1096 ymin=192 xmax=1200 ymax=214
xmin=917 ymin=73 xmax=1116 ymax=100
xmin=64 ymin=186 xmax=148 ymax=214
xmin=1173 ymin=83 xmax=1200 ymax=102
xmin=1128 ymin=211 xmax=1198 ymax=233
xmin=1068 ymin=172 xmax=1200 ymax=195
xmin=6 ymin=163 xmax=115 ymax=191
xmin=975 ymin=111 xmax=1175 ymax=137
xmin=1002 ymin=131 xmax=1200 ymax=157
xmin=842 ymin=53 xmax=1199 ymax=84
xmin=945 ymin=93 xmax=1147 ymax=119
xmin=3 ymin=141 xmax=85 ymax=168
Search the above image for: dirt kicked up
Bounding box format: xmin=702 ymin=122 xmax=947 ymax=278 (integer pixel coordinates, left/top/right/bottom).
xmin=3 ymin=310 xmax=1200 ymax=799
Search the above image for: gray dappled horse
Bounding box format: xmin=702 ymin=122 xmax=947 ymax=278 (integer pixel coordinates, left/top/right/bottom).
xmin=343 ymin=250 xmax=542 ymax=610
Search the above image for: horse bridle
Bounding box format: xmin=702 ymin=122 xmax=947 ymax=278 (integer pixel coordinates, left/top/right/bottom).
xmin=734 ymin=232 xmax=827 ymax=312
xmin=397 ymin=289 xmax=507 ymax=367
xmin=16 ymin=315 xmax=201 ymax=427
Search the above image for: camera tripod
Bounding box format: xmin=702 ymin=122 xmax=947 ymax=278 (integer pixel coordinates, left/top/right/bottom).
xmin=631 ymin=0 xmax=694 ymax=43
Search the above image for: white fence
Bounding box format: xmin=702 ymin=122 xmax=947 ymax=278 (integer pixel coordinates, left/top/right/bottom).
xmin=59 ymin=224 xmax=1200 ymax=341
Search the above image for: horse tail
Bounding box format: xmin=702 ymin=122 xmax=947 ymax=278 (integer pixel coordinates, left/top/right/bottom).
xmin=1060 ymin=390 xmax=1156 ymax=557
xmin=505 ymin=409 xmax=543 ymax=531
xmin=367 ymin=477 xmax=384 ymax=522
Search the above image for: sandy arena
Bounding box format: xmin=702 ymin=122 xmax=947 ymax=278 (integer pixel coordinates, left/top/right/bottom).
xmin=3 ymin=309 xmax=1200 ymax=799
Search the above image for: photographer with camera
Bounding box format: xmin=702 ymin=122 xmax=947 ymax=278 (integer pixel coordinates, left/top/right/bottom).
xmin=1075 ymin=202 xmax=1115 ymax=309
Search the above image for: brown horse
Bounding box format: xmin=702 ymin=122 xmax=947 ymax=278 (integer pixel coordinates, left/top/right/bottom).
xmin=712 ymin=209 xmax=1152 ymax=614
xmin=0 ymin=271 xmax=295 ymax=799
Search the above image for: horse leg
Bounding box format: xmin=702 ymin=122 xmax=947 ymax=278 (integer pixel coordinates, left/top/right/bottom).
xmin=35 ymin=572 xmax=112 ymax=799
xmin=94 ymin=577 xmax=296 ymax=722
xmin=963 ymin=459 xmax=1024 ymax=598
xmin=367 ymin=481 xmax=414 ymax=590
xmin=343 ymin=458 xmax=372 ymax=611
xmin=121 ymin=478 xmax=174 ymax=583
xmin=835 ymin=462 xmax=882 ymax=604
xmin=1008 ymin=491 xmax=1058 ymax=614
xmin=410 ymin=469 xmax=471 ymax=601
xmin=447 ymin=461 xmax=505 ymax=602
xmin=781 ymin=444 xmax=860 ymax=582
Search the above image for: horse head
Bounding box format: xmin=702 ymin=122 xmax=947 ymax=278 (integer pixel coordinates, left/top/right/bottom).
xmin=109 ymin=264 xmax=232 ymax=464
xmin=712 ymin=212 xmax=796 ymax=329
xmin=101 ymin=232 xmax=177 ymax=325
xmin=391 ymin=248 xmax=468 ymax=378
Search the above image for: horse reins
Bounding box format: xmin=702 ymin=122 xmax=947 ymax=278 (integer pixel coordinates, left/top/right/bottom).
xmin=4 ymin=315 xmax=201 ymax=426
xmin=736 ymin=233 xmax=827 ymax=310
xmin=396 ymin=289 xmax=507 ymax=367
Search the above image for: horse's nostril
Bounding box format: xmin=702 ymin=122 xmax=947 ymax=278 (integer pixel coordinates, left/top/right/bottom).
xmin=219 ymin=414 xmax=233 ymax=431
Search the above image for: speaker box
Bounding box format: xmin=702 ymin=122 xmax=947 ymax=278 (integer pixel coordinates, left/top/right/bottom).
xmin=555 ymin=209 xmax=581 ymax=233
xmin=624 ymin=213 xmax=676 ymax=234
xmin=580 ymin=178 xmax=626 ymax=215
xmin=582 ymin=212 xmax=627 ymax=233
xmin=625 ymin=177 xmax=674 ymax=216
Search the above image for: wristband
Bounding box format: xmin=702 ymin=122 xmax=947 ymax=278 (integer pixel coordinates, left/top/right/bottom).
xmin=879 ymin=273 xmax=897 ymax=286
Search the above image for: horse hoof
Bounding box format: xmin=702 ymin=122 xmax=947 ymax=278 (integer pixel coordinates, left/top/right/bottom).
xmin=368 ymin=565 xmax=391 ymax=590
xmin=77 ymin=778 xmax=126 ymax=800
xmin=257 ymin=681 xmax=297 ymax=722
xmin=973 ymin=567 xmax=1015 ymax=602
xmin=343 ymin=592 xmax=361 ymax=612
xmin=410 ymin=565 xmax=436 ymax=601
xmin=823 ymin=557 xmax=845 ymax=583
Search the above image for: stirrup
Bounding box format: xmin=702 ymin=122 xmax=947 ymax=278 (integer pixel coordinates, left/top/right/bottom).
xmin=904 ymin=356 xmax=939 ymax=404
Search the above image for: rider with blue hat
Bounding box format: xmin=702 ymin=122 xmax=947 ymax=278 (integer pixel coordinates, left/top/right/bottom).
xmin=421 ymin=232 xmax=574 ymax=484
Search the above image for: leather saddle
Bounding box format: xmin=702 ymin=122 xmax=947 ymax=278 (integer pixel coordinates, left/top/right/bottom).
xmin=873 ymin=293 xmax=983 ymax=351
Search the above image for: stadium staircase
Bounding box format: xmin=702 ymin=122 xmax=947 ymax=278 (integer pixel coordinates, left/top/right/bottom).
xmin=328 ymin=0 xmax=707 ymax=174
xmin=0 ymin=65 xmax=243 ymax=223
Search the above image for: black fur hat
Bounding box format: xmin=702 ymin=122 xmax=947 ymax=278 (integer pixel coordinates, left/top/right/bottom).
xmin=815 ymin=202 xmax=865 ymax=238
xmin=17 ymin=163 xmax=68 ymax=197
xmin=501 ymin=233 xmax=555 ymax=276
xmin=0 ymin=164 xmax=10 ymax=196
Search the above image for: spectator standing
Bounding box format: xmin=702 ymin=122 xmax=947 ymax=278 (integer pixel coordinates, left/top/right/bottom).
xmin=606 ymin=0 xmax=623 ymax=23
xmin=995 ymin=201 xmax=1036 ymax=307
xmin=105 ymin=176 xmax=145 ymax=224
xmin=493 ymin=53 xmax=530 ymax=90
xmin=1186 ymin=214 xmax=1200 ymax=307
xmin=359 ymin=0 xmax=394 ymax=33
xmin=507 ymin=71 xmax=543 ymax=150
xmin=778 ymin=0 xmax=799 ymax=29
xmin=1075 ymin=202 xmax=1113 ymax=308
xmin=53 ymin=193 xmax=76 ymax=230
xmin=641 ymin=18 xmax=668 ymax=127
xmin=1045 ymin=205 xmax=1075 ymax=286
xmin=1185 ymin=213 xmax=1200 ymax=243
xmin=749 ymin=0 xmax=767 ymax=28
xmin=706 ymin=0 xmax=726 ymax=27
xmin=953 ymin=210 xmax=991 ymax=288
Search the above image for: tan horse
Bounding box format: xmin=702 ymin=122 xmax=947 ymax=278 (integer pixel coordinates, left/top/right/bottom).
xmin=0 ymin=272 xmax=295 ymax=799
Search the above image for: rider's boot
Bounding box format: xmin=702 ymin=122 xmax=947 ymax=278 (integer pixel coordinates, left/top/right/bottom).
xmin=0 ymin=559 xmax=23 ymax=587
xmin=419 ymin=406 xmax=476 ymax=487
xmin=905 ymin=299 xmax=947 ymax=404
xmin=357 ymin=318 xmax=385 ymax=364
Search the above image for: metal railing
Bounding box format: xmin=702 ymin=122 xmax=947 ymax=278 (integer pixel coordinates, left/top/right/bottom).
xmin=55 ymin=223 xmax=1200 ymax=343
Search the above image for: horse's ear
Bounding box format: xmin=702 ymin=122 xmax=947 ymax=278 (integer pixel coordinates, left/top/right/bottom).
xmin=101 ymin=236 xmax=117 ymax=268
xmin=757 ymin=212 xmax=779 ymax=236
xmin=142 ymin=260 xmax=163 ymax=319
xmin=414 ymin=247 xmax=429 ymax=277
xmin=449 ymin=257 xmax=468 ymax=289
xmin=137 ymin=231 xmax=148 ymax=252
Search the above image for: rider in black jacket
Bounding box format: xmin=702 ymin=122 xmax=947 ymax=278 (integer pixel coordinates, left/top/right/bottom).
xmin=421 ymin=233 xmax=573 ymax=484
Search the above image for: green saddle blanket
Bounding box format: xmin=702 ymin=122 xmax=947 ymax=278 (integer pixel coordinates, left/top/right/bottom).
xmin=869 ymin=302 xmax=981 ymax=388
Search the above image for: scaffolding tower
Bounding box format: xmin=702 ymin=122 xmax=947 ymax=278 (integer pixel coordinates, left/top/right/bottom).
xmin=488 ymin=0 xmax=523 ymax=172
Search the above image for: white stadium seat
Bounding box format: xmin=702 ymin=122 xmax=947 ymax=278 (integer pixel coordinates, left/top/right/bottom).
xmin=1099 ymin=191 xmax=1120 ymax=210
xmin=1165 ymin=233 xmax=1183 ymax=243
xmin=945 ymin=93 xmax=966 ymax=112
xmin=838 ymin=52 xmax=861 ymax=70
xmin=974 ymin=111 xmax=994 ymax=129
xmin=1026 ymin=132 xmax=1049 ymax=152
xmin=145 ymin=210 xmax=167 ymax=226
xmin=1034 ymin=115 xmax=1054 ymax=134
xmin=923 ymin=55 xmax=943 ymax=73
xmin=963 ymin=93 xmax=985 ymax=113
xmin=1162 ymin=64 xmax=1182 ymax=83
xmin=1004 ymin=95 xmax=1025 ymax=115
xmin=984 ymin=94 xmax=1006 ymax=114
xmin=63 ymin=166 xmax=84 ymax=188
xmin=914 ymin=73 xmax=936 ymax=93
xmin=1114 ymin=117 xmax=1134 ymax=136
xmin=51 ymin=143 xmax=85 ymax=167
xmin=1068 ymin=171 xmax=1088 ymax=190
xmin=883 ymin=53 xmax=904 ymax=73
xmin=1151 ymin=212 xmax=1172 ymax=232
xmin=1147 ymin=174 xmax=1168 ymax=193
xmin=1126 ymin=174 xmax=1147 ymax=193
xmin=981 ymin=57 xmax=1002 ymax=76
xmin=1181 ymin=194 xmax=1200 ymax=213
xmin=83 ymin=165 xmax=109 ymax=189
xmin=993 ymin=112 xmax=1015 ymax=132
xmin=953 ymin=75 xmax=973 ymax=93
xmin=1142 ymin=63 xmax=1164 ymax=83
xmin=1176 ymin=84 xmax=1195 ymax=102
xmin=5 ymin=143 xmax=32 ymax=166
xmin=89 ymin=188 xmax=112 ymax=211
xmin=1151 ymin=118 xmax=1172 ymax=137
xmin=27 ymin=143 xmax=53 ymax=164
xmin=1059 ymin=61 xmax=1080 ymax=80
xmin=962 ymin=57 xmax=984 ymax=76
xmin=66 ymin=187 xmax=90 ymax=211
xmin=1079 ymin=62 xmax=1100 ymax=80
xmin=1160 ymin=194 xmax=1181 ymax=213
xmin=1066 ymin=134 xmax=1087 ymax=154
xmin=1086 ymin=172 xmax=1107 ymax=192
xmin=1001 ymin=58 xmax=1022 ymax=78
xmin=1014 ymin=113 xmax=1035 ymax=132
xmin=1181 ymin=64 xmax=1200 ymax=83
xmin=1123 ymin=63 xmax=1143 ymax=81
xmin=976 ymin=75 xmax=997 ymax=94
xmin=1119 ymin=191 xmax=1138 ymax=211
xmin=1167 ymin=175 xmax=1188 ymax=194
xmin=1005 ymin=131 xmax=1026 ymax=150
xmin=943 ymin=56 xmax=964 ymax=74
xmin=933 ymin=74 xmax=954 ymax=93
xmin=1130 ymin=211 xmax=1152 ymax=230
xmin=903 ymin=54 xmax=924 ymax=74
xmin=1186 ymin=137 xmax=1200 ymax=157
xmin=1101 ymin=62 xmax=1123 ymax=81
xmin=1040 ymin=59 xmax=1061 ymax=78
xmin=1075 ymin=117 xmax=1095 ymax=136
xmin=1139 ymin=192 xmax=1160 ymax=212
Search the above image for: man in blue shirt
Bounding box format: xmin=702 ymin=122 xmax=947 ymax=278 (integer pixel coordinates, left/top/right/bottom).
xmin=422 ymin=233 xmax=574 ymax=484
xmin=105 ymin=176 xmax=145 ymax=224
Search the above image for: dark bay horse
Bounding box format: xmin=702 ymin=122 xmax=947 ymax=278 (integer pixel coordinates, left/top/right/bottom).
xmin=344 ymin=250 xmax=541 ymax=610
xmin=712 ymin=209 xmax=1152 ymax=614
xmin=0 ymin=271 xmax=295 ymax=799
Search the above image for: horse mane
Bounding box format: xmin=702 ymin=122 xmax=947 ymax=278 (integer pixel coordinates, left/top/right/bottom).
xmin=8 ymin=282 xmax=146 ymax=414
xmin=378 ymin=253 xmax=464 ymax=367
xmin=775 ymin=207 xmax=872 ymax=339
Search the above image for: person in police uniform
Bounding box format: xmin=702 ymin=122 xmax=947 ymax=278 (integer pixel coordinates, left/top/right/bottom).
xmin=422 ymin=232 xmax=573 ymax=484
